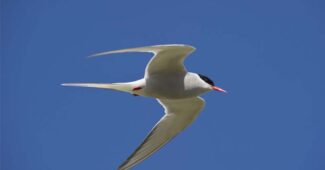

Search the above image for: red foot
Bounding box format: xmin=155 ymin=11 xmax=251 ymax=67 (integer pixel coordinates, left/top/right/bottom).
xmin=132 ymin=87 xmax=142 ymax=91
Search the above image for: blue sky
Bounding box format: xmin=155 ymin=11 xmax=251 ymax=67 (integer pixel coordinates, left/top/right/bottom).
xmin=2 ymin=0 xmax=324 ymax=170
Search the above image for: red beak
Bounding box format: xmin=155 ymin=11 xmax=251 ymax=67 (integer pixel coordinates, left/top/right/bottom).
xmin=212 ymin=86 xmax=227 ymax=93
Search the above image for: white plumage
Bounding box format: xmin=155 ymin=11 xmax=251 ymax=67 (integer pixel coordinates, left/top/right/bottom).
xmin=62 ymin=44 xmax=226 ymax=170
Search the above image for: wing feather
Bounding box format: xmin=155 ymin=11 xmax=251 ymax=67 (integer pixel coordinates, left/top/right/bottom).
xmin=89 ymin=44 xmax=195 ymax=77
xmin=118 ymin=97 xmax=205 ymax=170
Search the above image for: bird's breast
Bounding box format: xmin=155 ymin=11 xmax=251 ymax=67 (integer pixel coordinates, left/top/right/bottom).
xmin=143 ymin=74 xmax=209 ymax=99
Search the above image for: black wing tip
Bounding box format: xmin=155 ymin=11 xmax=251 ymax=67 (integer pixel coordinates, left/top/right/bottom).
xmin=117 ymin=163 xmax=127 ymax=170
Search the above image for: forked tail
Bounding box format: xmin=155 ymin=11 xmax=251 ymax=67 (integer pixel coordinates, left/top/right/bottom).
xmin=61 ymin=83 xmax=134 ymax=93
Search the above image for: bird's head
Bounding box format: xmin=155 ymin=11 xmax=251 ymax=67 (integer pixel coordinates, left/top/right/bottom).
xmin=198 ymin=74 xmax=226 ymax=93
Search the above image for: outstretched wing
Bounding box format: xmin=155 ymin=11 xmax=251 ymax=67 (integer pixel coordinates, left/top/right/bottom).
xmin=118 ymin=97 xmax=205 ymax=170
xmin=90 ymin=44 xmax=195 ymax=78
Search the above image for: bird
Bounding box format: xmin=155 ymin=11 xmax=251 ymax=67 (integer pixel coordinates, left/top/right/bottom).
xmin=62 ymin=44 xmax=226 ymax=170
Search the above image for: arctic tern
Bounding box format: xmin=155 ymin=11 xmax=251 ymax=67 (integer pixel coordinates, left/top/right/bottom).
xmin=62 ymin=44 xmax=226 ymax=170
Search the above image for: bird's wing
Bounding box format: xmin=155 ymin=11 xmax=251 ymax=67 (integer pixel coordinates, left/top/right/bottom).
xmin=90 ymin=44 xmax=196 ymax=78
xmin=118 ymin=97 xmax=205 ymax=170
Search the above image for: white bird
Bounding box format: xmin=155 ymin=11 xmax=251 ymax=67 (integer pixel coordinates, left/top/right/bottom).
xmin=62 ymin=44 xmax=226 ymax=170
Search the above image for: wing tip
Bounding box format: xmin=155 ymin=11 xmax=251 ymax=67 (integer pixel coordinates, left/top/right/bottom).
xmin=88 ymin=44 xmax=195 ymax=58
xmin=87 ymin=52 xmax=110 ymax=58
xmin=118 ymin=158 xmax=136 ymax=170
xmin=61 ymin=83 xmax=78 ymax=87
xmin=117 ymin=163 xmax=127 ymax=170
xmin=87 ymin=54 xmax=96 ymax=58
xmin=61 ymin=83 xmax=87 ymax=87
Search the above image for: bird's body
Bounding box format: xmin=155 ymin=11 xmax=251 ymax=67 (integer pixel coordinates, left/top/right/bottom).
xmin=133 ymin=72 xmax=211 ymax=99
xmin=62 ymin=44 xmax=225 ymax=170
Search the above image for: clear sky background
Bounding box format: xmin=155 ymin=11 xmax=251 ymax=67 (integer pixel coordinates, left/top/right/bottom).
xmin=2 ymin=0 xmax=324 ymax=170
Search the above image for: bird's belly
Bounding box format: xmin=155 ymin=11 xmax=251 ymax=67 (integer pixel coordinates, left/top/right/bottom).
xmin=149 ymin=89 xmax=205 ymax=99
xmin=146 ymin=88 xmax=187 ymax=99
xmin=142 ymin=76 xmax=208 ymax=99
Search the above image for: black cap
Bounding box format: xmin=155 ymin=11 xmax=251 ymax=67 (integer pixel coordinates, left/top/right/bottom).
xmin=198 ymin=74 xmax=215 ymax=86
